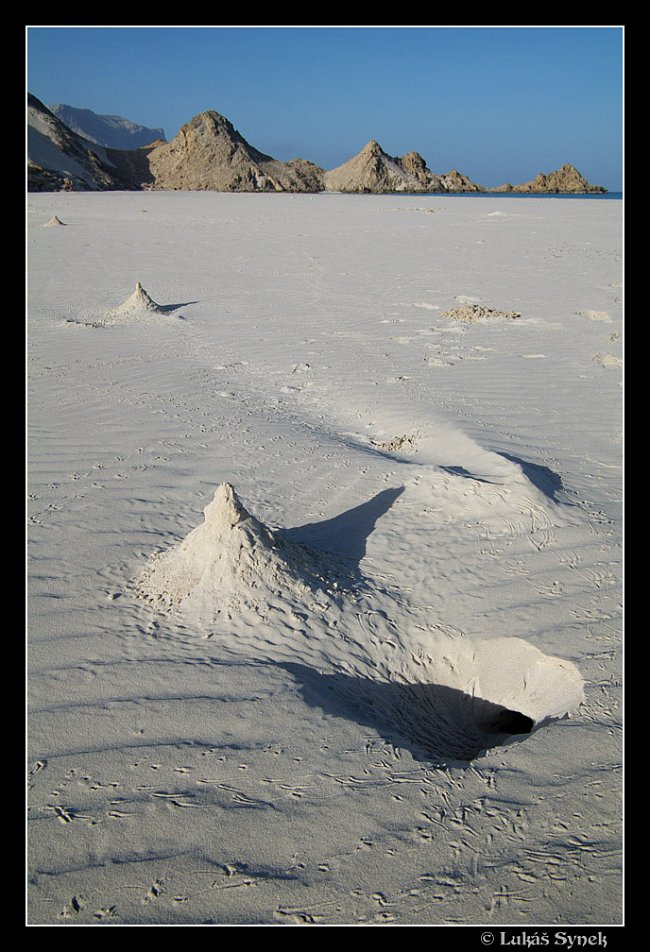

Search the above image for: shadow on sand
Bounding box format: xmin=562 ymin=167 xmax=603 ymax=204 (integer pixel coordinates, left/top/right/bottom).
xmin=158 ymin=300 xmax=199 ymax=314
xmin=281 ymin=486 xmax=404 ymax=569
xmin=440 ymin=465 xmax=498 ymax=484
xmin=280 ymin=662 xmax=535 ymax=766
xmin=496 ymin=451 xmax=566 ymax=502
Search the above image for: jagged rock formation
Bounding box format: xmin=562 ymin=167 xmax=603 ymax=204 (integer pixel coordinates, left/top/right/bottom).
xmin=28 ymin=94 xmax=154 ymax=191
xmin=147 ymin=110 xmax=324 ymax=192
xmin=28 ymin=94 xmax=607 ymax=195
xmin=49 ymin=103 xmax=166 ymax=150
xmin=438 ymin=169 xmax=483 ymax=192
xmin=494 ymin=163 xmax=605 ymax=194
xmin=323 ymin=139 xmax=483 ymax=193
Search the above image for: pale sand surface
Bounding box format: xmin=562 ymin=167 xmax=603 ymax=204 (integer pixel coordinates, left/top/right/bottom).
xmin=27 ymin=193 xmax=622 ymax=925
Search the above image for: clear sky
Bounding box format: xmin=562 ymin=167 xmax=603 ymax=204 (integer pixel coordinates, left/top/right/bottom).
xmin=27 ymin=25 xmax=623 ymax=190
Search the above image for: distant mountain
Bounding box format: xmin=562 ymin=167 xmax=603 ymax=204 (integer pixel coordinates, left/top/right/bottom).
xmin=28 ymin=94 xmax=154 ymax=191
xmin=494 ymin=163 xmax=606 ymax=194
xmin=147 ymin=110 xmax=324 ymax=192
xmin=49 ymin=103 xmax=166 ymax=150
xmin=324 ymin=140 xmax=483 ymax=193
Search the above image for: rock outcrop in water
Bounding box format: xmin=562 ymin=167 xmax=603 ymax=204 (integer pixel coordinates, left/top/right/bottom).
xmin=494 ymin=163 xmax=606 ymax=194
xmin=323 ymin=139 xmax=483 ymax=193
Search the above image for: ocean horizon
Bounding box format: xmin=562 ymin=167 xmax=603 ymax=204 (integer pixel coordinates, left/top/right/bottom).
xmin=316 ymin=190 xmax=622 ymax=200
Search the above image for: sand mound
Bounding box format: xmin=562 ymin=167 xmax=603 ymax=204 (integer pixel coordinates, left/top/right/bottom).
xmin=44 ymin=215 xmax=66 ymax=227
xmin=63 ymin=282 xmax=184 ymax=329
xmin=453 ymin=637 xmax=584 ymax=725
xmin=133 ymin=480 xmax=584 ymax=764
xmin=134 ymin=483 xmax=349 ymax=622
xmin=299 ymin=635 xmax=584 ymax=762
xmin=593 ymin=353 xmax=622 ymax=369
xmin=442 ymin=303 xmax=520 ymax=323
xmin=111 ymin=282 xmax=163 ymax=314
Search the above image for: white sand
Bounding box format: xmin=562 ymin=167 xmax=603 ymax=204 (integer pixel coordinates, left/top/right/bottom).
xmin=27 ymin=192 xmax=623 ymax=925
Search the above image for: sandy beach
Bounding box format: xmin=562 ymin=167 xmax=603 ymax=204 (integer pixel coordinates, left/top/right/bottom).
xmin=27 ymin=192 xmax=622 ymax=925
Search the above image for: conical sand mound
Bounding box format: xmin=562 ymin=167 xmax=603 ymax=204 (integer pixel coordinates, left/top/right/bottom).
xmin=134 ymin=483 xmax=349 ymax=622
xmin=62 ymin=281 xmax=179 ymax=329
xmin=113 ymin=281 xmax=163 ymax=314
xmin=44 ymin=215 xmax=66 ymax=227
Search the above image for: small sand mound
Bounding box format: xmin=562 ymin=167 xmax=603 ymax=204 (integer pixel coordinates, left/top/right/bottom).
xmin=63 ymin=282 xmax=182 ymax=329
xmin=593 ymin=353 xmax=622 ymax=369
xmin=134 ymin=483 xmax=351 ymax=622
xmin=442 ymin=304 xmax=520 ymax=323
xmin=112 ymin=282 xmax=163 ymax=314
xmin=44 ymin=216 xmax=66 ymax=227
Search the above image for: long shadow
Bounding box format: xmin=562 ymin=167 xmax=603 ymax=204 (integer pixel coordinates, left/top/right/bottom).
xmin=496 ymin=451 xmax=565 ymax=502
xmin=440 ymin=465 xmax=498 ymax=484
xmin=280 ymin=662 xmax=534 ymax=766
xmin=280 ymin=486 xmax=404 ymax=569
xmin=159 ymin=301 xmax=199 ymax=314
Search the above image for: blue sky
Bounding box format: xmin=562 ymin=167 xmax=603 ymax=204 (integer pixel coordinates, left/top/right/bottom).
xmin=27 ymin=25 xmax=623 ymax=189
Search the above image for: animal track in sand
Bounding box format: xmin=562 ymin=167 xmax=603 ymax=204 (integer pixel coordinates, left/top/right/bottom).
xmin=143 ymin=880 xmax=163 ymax=904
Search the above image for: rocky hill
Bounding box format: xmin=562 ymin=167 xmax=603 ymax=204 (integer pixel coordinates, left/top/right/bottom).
xmin=146 ymin=110 xmax=323 ymax=192
xmin=49 ymin=103 xmax=166 ymax=150
xmin=27 ymin=95 xmax=607 ymax=195
xmin=323 ymin=140 xmax=483 ymax=193
xmin=28 ymin=94 xmax=154 ymax=191
xmin=494 ymin=163 xmax=606 ymax=194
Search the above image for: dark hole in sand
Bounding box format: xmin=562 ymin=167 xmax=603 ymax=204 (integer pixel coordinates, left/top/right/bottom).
xmin=281 ymin=663 xmax=537 ymax=765
xmin=483 ymin=708 xmax=534 ymax=735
